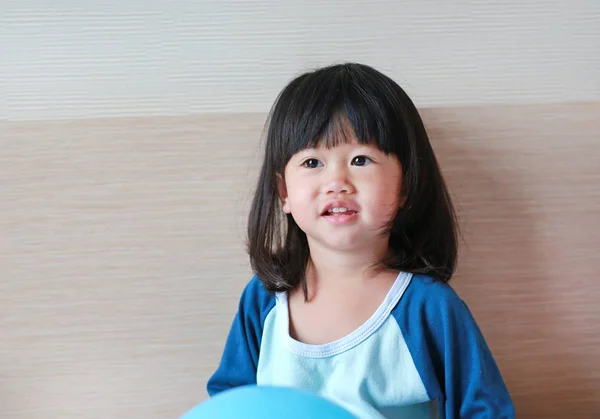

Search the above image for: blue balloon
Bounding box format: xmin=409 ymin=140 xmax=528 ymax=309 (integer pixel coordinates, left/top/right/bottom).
xmin=181 ymin=385 xmax=356 ymax=419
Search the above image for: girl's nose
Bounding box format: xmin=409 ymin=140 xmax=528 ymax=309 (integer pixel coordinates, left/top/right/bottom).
xmin=322 ymin=166 xmax=355 ymax=195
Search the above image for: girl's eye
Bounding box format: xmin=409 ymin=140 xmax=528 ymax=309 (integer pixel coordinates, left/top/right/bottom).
xmin=351 ymin=155 xmax=372 ymax=166
xmin=302 ymin=158 xmax=323 ymax=168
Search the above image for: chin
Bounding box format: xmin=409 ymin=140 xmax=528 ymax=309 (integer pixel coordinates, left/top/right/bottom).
xmin=322 ymin=237 xmax=367 ymax=252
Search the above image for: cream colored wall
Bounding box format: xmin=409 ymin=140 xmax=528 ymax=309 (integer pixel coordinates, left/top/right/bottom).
xmin=2 ymin=1 xmax=600 ymax=121
xmin=2 ymin=1 xmax=600 ymax=419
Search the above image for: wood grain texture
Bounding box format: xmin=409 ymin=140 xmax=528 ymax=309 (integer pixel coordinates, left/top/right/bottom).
xmin=1 ymin=103 xmax=599 ymax=418
xmin=3 ymin=0 xmax=600 ymax=120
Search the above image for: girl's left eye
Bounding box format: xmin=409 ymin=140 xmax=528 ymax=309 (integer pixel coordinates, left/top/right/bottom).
xmin=351 ymin=155 xmax=373 ymax=166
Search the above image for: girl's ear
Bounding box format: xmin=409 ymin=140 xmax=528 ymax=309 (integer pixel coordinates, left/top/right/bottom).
xmin=398 ymin=178 xmax=408 ymax=208
xmin=276 ymin=173 xmax=291 ymax=214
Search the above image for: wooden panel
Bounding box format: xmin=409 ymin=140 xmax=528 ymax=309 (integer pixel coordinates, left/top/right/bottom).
xmin=424 ymin=103 xmax=600 ymax=417
xmin=3 ymin=1 xmax=600 ymax=120
xmin=1 ymin=103 xmax=599 ymax=417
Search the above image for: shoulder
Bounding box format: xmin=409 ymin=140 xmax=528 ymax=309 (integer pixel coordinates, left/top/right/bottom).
xmin=408 ymin=273 xmax=462 ymax=300
xmin=398 ymin=273 xmax=464 ymax=309
xmin=237 ymin=274 xmax=277 ymax=321
xmin=392 ymin=273 xmax=473 ymax=330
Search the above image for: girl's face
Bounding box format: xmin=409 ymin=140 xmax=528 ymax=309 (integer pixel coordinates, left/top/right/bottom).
xmin=278 ymin=137 xmax=403 ymax=255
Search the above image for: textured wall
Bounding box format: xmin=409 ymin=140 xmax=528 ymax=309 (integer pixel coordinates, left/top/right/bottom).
xmin=2 ymin=105 xmax=600 ymax=418
xmin=2 ymin=0 xmax=600 ymax=120
xmin=2 ymin=1 xmax=600 ymax=418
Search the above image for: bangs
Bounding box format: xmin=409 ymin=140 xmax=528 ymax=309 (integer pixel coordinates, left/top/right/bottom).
xmin=266 ymin=63 xmax=407 ymax=172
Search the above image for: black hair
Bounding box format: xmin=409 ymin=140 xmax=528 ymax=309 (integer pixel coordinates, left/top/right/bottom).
xmin=247 ymin=62 xmax=458 ymax=295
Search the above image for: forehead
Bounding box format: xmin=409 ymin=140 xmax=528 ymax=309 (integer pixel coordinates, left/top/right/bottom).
xmin=305 ymin=115 xmax=378 ymax=149
xmin=297 ymin=140 xmax=381 ymax=154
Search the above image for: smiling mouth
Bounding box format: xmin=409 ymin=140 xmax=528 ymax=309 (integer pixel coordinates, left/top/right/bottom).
xmin=322 ymin=207 xmax=357 ymax=216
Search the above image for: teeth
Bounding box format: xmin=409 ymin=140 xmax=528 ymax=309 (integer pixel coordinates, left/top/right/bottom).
xmin=329 ymin=207 xmax=348 ymax=213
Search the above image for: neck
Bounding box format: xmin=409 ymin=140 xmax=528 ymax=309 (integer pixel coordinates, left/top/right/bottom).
xmin=305 ymin=239 xmax=392 ymax=291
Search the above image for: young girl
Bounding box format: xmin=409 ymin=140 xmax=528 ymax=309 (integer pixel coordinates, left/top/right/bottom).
xmin=207 ymin=63 xmax=515 ymax=418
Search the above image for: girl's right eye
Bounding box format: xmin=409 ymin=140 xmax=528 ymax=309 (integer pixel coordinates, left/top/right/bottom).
xmin=302 ymin=158 xmax=322 ymax=168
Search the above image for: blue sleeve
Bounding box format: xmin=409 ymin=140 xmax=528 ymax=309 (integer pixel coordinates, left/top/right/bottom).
xmin=206 ymin=275 xmax=276 ymax=396
xmin=393 ymin=275 xmax=515 ymax=418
